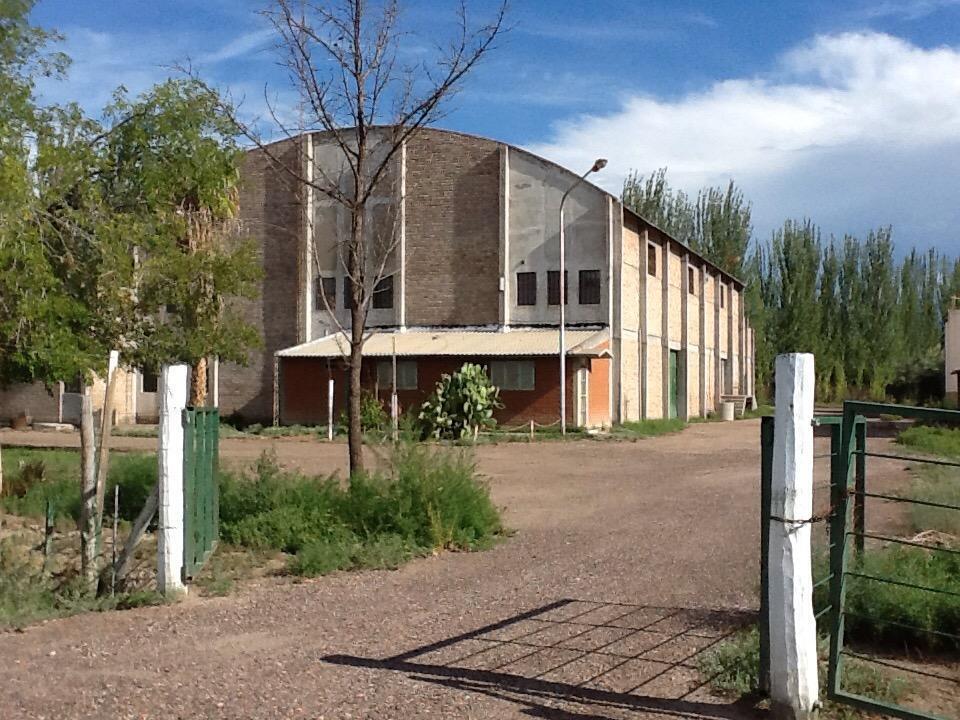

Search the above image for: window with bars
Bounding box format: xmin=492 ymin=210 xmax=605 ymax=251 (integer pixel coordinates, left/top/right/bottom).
xmin=315 ymin=276 xmax=336 ymax=311
xmin=516 ymin=272 xmax=537 ymax=306
xmin=579 ymin=269 xmax=601 ymax=305
xmin=648 ymin=244 xmax=658 ymax=276
xmin=377 ymin=360 xmax=417 ymax=390
xmin=490 ymin=360 xmax=535 ymax=391
xmin=547 ymin=270 xmax=568 ymax=306
xmin=373 ymin=275 xmax=394 ymax=309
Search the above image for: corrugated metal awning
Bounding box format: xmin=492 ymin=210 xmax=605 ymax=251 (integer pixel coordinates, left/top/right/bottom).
xmin=276 ymin=328 xmax=610 ymax=359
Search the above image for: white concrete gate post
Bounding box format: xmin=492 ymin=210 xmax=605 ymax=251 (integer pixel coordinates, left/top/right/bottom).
xmin=157 ymin=363 xmax=189 ymax=595
xmin=769 ymin=353 xmax=819 ymax=720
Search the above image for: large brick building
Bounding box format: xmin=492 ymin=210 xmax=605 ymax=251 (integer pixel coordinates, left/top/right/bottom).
xmin=0 ymin=127 xmax=755 ymax=429
xmin=226 ymin=127 xmax=756 ymax=428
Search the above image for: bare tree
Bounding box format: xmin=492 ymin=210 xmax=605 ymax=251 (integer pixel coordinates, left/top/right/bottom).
xmin=200 ymin=0 xmax=506 ymax=475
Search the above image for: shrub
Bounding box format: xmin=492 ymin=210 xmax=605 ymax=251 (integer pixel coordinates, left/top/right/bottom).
xmin=219 ymin=443 xmax=502 ymax=576
xmin=337 ymin=389 xmax=388 ymax=433
xmin=418 ymin=362 xmax=501 ymax=440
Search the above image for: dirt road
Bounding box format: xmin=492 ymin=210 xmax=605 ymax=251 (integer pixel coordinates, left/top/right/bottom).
xmin=0 ymin=421 xmax=914 ymax=719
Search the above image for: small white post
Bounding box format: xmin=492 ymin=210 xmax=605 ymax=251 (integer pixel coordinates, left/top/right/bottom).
xmin=529 ymin=419 xmax=534 ymax=441
xmin=391 ymin=336 xmax=399 ymax=442
xmin=327 ymin=376 xmax=335 ymax=441
xmin=769 ymin=353 xmax=819 ymax=720
xmin=157 ymin=363 xmax=188 ymax=595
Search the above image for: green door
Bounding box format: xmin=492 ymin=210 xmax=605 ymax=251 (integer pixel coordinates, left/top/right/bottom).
xmin=668 ymin=350 xmax=679 ymax=419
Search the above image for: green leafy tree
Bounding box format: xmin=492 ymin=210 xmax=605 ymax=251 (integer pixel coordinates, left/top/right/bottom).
xmin=98 ymin=79 xmax=262 ymax=405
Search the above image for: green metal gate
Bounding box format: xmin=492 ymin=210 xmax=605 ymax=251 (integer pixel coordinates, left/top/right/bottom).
xmin=827 ymin=402 xmax=959 ymax=720
xmin=761 ymin=403 xmax=959 ymax=720
xmin=182 ymin=407 xmax=219 ymax=580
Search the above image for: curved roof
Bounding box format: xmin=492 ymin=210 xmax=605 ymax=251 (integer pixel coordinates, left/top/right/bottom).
xmin=254 ymin=125 xmax=744 ymax=287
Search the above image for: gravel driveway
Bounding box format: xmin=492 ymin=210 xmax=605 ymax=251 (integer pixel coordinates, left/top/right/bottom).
xmin=0 ymin=420 xmax=912 ymax=719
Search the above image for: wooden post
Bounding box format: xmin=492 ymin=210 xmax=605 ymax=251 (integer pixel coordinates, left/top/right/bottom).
xmin=95 ymin=350 xmax=120 ymax=528
xmin=158 ymin=363 xmax=188 ymax=595
xmin=769 ymin=353 xmax=819 ymax=720
xmin=79 ymin=393 xmax=98 ymax=593
xmin=111 ymin=484 xmax=119 ymax=596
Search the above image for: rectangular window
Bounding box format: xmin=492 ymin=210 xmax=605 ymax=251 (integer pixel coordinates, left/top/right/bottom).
xmin=377 ymin=360 xmax=417 ymax=390
xmin=579 ymin=269 xmax=601 ymax=305
xmin=373 ymin=275 xmax=394 ymax=309
xmin=141 ymin=371 xmax=158 ymax=394
xmin=688 ymin=267 xmax=697 ymax=295
xmin=315 ymin=276 xmax=336 ymax=311
xmin=490 ymin=360 xmax=535 ymax=391
xmin=516 ymin=272 xmax=537 ymax=306
xmin=720 ymin=285 xmax=726 ymax=309
xmin=547 ymin=270 xmax=568 ymax=306
xmin=647 ymin=244 xmax=658 ymax=276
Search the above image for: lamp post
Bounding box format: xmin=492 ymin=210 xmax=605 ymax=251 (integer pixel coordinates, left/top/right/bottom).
xmin=559 ymin=158 xmax=607 ymax=434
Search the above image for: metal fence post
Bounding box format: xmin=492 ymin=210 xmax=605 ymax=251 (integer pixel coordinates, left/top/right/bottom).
xmin=827 ymin=402 xmax=857 ymax=697
xmin=854 ymin=418 xmax=866 ymax=556
xmin=759 ymin=415 xmax=775 ymax=695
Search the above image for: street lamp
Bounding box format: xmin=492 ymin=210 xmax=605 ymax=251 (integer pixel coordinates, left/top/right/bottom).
xmin=559 ymin=158 xmax=607 ymax=434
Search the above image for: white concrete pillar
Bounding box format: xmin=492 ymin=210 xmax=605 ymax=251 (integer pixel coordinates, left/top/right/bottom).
xmin=157 ymin=363 xmax=188 ymax=595
xmin=769 ymin=353 xmax=819 ymax=720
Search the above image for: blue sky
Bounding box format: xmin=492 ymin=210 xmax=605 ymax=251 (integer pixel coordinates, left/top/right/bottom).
xmin=30 ymin=0 xmax=960 ymax=253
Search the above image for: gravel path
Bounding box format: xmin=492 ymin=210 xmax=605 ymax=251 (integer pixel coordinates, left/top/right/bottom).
xmin=0 ymin=421 xmax=913 ymax=719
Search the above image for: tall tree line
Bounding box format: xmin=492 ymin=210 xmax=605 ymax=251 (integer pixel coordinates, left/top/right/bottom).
xmin=623 ymin=169 xmax=960 ymax=402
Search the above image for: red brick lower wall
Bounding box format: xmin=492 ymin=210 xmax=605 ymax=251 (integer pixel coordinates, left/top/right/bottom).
xmin=279 ymin=355 xmax=611 ymax=427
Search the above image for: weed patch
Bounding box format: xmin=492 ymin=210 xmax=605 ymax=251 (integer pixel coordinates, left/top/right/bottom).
xmin=0 ymin=535 xmax=166 ymax=629
xmin=219 ymin=443 xmax=502 ymax=576
xmin=698 ymin=627 xmax=910 ymax=717
xmin=897 ymin=425 xmax=960 ymax=458
xmin=610 ymin=418 xmax=687 ymax=438
xmin=1 ymin=449 xmax=156 ymax=523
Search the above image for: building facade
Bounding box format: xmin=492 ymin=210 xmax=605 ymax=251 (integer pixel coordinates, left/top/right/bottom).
xmin=229 ymin=127 xmax=755 ymax=428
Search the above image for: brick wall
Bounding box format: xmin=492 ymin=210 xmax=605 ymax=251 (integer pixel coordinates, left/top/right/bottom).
xmin=219 ymin=140 xmax=303 ymax=424
xmin=404 ymin=129 xmax=501 ymax=326
xmin=279 ymin=355 xmax=580 ymax=427
xmin=0 ymin=382 xmax=60 ymax=424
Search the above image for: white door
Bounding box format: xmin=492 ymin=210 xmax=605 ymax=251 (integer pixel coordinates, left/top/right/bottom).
xmin=577 ymin=367 xmax=589 ymax=427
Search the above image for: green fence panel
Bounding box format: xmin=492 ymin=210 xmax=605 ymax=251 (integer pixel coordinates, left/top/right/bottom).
xmin=826 ymin=401 xmax=958 ymax=720
xmin=182 ymin=407 xmax=220 ymax=580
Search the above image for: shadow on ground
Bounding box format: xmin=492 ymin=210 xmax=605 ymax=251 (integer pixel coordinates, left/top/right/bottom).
xmin=325 ymin=599 xmax=766 ymax=719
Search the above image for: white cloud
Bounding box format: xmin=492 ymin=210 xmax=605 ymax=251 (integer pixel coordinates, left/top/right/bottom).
xmin=860 ymin=0 xmax=960 ymax=20
xmin=527 ymin=32 xmax=960 ymax=250
xmin=197 ymin=28 xmax=275 ymax=65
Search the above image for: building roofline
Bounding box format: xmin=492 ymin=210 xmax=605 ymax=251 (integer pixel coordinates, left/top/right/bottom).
xmin=249 ymin=125 xmax=746 ymax=289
